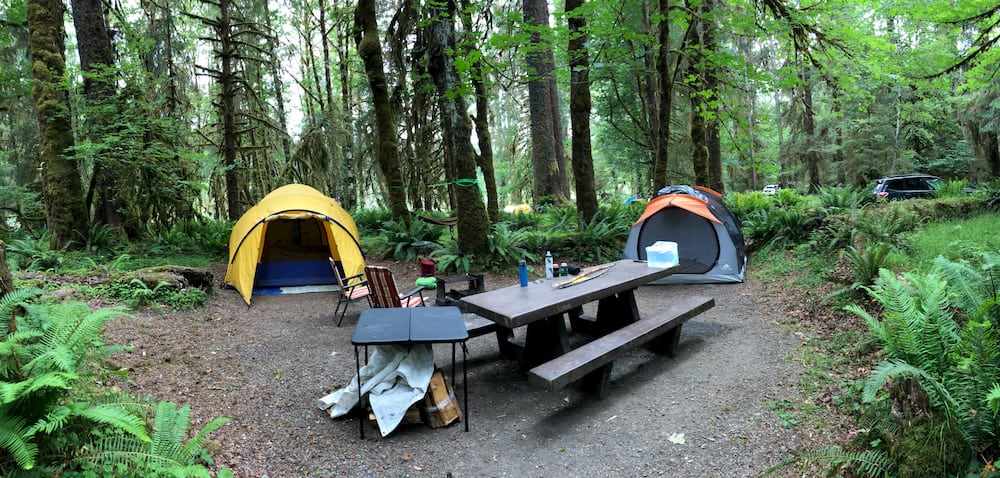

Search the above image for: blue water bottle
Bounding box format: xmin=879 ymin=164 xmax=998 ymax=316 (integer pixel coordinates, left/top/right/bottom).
xmin=518 ymin=259 xmax=528 ymax=287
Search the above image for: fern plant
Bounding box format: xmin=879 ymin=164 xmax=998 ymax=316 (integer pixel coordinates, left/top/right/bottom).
xmin=845 ymin=258 xmax=1000 ymax=472
xmin=0 ymin=290 xmax=230 ymax=476
xmin=74 ymin=401 xmax=230 ymax=477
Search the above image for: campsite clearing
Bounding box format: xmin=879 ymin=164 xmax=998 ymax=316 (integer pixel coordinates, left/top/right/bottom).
xmin=103 ymin=259 xmax=849 ymax=477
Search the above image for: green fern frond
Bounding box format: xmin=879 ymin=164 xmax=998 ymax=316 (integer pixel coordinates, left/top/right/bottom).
xmin=74 ymin=403 xmax=151 ymax=442
xmin=0 ymin=289 xmax=43 ymax=337
xmin=933 ymin=256 xmax=993 ymax=318
xmin=0 ymin=371 xmax=78 ymax=404
xmin=0 ymin=412 xmax=39 ymax=470
xmin=863 ymin=360 xmax=959 ymax=418
xmin=765 ymin=445 xmax=894 ymax=477
xmin=179 ymin=416 xmax=229 ymax=461
xmin=74 ymin=401 xmax=228 ymax=477
xmin=987 ymin=383 xmax=1000 ymax=417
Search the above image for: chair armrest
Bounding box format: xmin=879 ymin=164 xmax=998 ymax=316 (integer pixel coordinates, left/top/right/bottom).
xmin=342 ymin=272 xmax=368 ymax=289
xmin=400 ymin=285 xmax=426 ymax=305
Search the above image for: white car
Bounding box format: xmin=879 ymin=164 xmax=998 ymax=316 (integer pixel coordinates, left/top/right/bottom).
xmin=762 ymin=184 xmax=780 ymax=195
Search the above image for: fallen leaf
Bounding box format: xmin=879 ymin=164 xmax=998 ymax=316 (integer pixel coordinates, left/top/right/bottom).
xmin=401 ymin=452 xmax=413 ymax=462
xmin=667 ymin=432 xmax=686 ymax=445
xmin=273 ymin=369 xmax=281 ymax=380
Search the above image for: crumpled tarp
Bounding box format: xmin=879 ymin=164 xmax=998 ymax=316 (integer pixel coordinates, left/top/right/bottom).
xmin=319 ymin=344 xmax=434 ymax=437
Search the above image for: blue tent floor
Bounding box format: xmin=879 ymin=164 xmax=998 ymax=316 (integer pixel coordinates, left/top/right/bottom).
xmin=252 ymin=284 xmax=339 ymax=296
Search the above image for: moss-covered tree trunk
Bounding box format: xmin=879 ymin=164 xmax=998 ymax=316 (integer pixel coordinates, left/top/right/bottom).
xmin=566 ymin=0 xmax=598 ymax=224
xmin=71 ymin=0 xmax=125 ymax=229
xmin=354 ymin=0 xmax=409 ymax=222
xmin=524 ymin=0 xmax=568 ymax=206
xmin=426 ymin=0 xmax=490 ymax=256
xmin=457 ymin=2 xmax=499 ymax=223
xmin=26 ymin=0 xmax=89 ymax=249
xmin=686 ymin=0 xmax=710 ymax=188
xmin=653 ymin=0 xmax=674 ymax=189
xmin=0 ymin=241 xmax=13 ymax=299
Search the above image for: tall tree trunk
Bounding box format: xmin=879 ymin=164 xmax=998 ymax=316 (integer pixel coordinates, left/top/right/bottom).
xmin=264 ymin=11 xmax=292 ymax=164
xmin=335 ymin=0 xmax=357 ymax=209
xmin=217 ymin=0 xmax=240 ymax=220
xmin=703 ymin=0 xmax=723 ymax=193
xmin=71 ymin=0 xmax=125 ymax=228
xmin=686 ymin=0 xmax=709 ymax=187
xmin=653 ymin=0 xmax=673 ymax=188
xmin=566 ymin=0 xmax=598 ymax=224
xmin=354 ymin=0 xmax=409 ymax=222
xmin=524 ymin=0 xmax=566 ymax=205
xmin=799 ymin=65 xmax=821 ymax=193
xmin=458 ymin=1 xmax=499 ymax=223
xmin=426 ymin=0 xmax=489 ymax=256
xmin=26 ymin=0 xmax=89 ymax=249
xmin=0 ymin=241 xmax=12 ymax=299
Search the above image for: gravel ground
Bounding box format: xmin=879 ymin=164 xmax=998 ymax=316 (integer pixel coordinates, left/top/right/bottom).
xmin=104 ymin=259 xmax=845 ymax=477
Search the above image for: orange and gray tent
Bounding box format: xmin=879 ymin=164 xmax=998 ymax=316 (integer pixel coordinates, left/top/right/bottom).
xmin=623 ymin=185 xmax=746 ymax=284
xmin=223 ymin=184 xmax=365 ymax=305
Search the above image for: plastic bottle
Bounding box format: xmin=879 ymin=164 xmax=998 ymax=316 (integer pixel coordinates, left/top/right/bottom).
xmin=544 ymin=251 xmax=553 ymax=279
xmin=518 ymin=260 xmax=528 ymax=287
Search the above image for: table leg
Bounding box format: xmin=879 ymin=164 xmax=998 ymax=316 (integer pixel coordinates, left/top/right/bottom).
xmin=354 ymin=345 xmax=364 ymax=439
xmin=462 ymin=342 xmax=468 ymax=432
xmin=595 ymin=289 xmax=641 ymax=333
xmin=523 ymin=313 xmax=570 ymax=369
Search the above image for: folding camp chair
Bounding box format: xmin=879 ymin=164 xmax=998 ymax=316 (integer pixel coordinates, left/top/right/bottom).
xmin=330 ymin=258 xmax=372 ymax=326
xmin=363 ymin=265 xmax=427 ymax=309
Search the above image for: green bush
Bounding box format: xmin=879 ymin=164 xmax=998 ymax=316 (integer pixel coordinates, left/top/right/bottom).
xmin=0 ymin=289 xmax=229 ymax=476
xmin=843 ymin=254 xmax=1000 ymax=476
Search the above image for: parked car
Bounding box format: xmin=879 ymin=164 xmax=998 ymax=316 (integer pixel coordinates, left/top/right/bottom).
xmin=871 ymin=174 xmax=942 ymax=200
xmin=762 ymin=184 xmax=781 ymax=195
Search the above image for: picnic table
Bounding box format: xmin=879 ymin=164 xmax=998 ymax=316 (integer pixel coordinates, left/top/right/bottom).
xmin=457 ymin=259 xmax=715 ymax=398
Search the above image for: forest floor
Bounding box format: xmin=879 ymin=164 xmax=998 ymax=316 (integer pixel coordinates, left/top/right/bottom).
xmin=100 ymin=258 xmax=857 ymax=477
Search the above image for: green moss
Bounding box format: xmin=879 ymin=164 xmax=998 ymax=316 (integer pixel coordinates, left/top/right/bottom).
xmin=891 ymin=413 xmax=968 ymax=478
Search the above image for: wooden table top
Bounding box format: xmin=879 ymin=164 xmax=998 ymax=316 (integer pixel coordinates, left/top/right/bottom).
xmin=457 ymin=259 xmax=682 ymax=329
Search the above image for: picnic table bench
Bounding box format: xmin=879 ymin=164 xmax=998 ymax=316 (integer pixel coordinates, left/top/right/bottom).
xmin=527 ymin=295 xmax=715 ymax=399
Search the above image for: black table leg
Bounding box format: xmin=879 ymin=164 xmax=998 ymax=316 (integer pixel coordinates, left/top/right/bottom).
xmin=522 ymin=314 xmax=570 ymax=369
xmin=595 ymin=288 xmax=641 ymax=333
xmin=354 ymin=345 xmax=364 ymax=439
xmin=462 ymin=342 xmax=468 ymax=432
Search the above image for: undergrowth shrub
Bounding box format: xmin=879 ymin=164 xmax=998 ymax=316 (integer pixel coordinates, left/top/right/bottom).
xmin=0 ymin=289 xmax=230 ymax=476
xmin=836 ymin=254 xmax=1000 ymax=476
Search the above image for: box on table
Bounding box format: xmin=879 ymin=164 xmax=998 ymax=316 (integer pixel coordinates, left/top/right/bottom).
xmin=645 ymin=241 xmax=678 ymax=268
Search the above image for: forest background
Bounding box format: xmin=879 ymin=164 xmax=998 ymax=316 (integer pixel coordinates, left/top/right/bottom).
xmin=1 ymin=0 xmax=1000 ymax=255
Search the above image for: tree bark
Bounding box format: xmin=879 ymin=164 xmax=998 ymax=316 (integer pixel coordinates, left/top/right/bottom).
xmin=218 ymin=0 xmax=241 ymax=220
xmin=566 ymin=0 xmax=598 ymax=224
xmin=702 ymin=0 xmax=724 ymax=193
xmin=653 ymin=0 xmax=674 ymax=189
xmin=0 ymin=241 xmax=13 ymax=299
xmin=354 ymin=0 xmax=409 ymax=222
xmin=458 ymin=1 xmax=499 ymax=223
xmin=524 ymin=0 xmax=567 ymax=205
xmin=686 ymin=0 xmax=710 ymax=187
xmin=26 ymin=0 xmax=89 ymax=249
xmin=426 ymin=0 xmax=490 ymax=256
xmin=71 ymin=0 xmax=125 ymax=228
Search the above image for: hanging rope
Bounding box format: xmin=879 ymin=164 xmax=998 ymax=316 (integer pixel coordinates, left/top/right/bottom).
xmin=390 ymin=178 xmax=478 ymax=189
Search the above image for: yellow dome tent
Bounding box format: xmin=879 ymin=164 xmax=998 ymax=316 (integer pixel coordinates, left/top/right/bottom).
xmin=224 ymin=184 xmax=365 ymax=305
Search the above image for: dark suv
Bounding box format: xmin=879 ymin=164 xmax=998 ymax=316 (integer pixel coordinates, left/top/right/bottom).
xmin=871 ymin=174 xmax=942 ymax=200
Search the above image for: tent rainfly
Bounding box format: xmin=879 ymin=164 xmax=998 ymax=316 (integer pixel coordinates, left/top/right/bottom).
xmin=622 ymin=185 xmax=746 ymax=284
xmin=224 ymin=184 xmax=365 ymax=305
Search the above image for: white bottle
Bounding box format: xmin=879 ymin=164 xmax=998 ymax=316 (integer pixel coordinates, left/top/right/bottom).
xmin=544 ymin=251 xmax=554 ymax=279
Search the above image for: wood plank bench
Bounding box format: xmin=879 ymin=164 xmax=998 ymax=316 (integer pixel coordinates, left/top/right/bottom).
xmin=527 ymin=295 xmax=715 ymax=399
